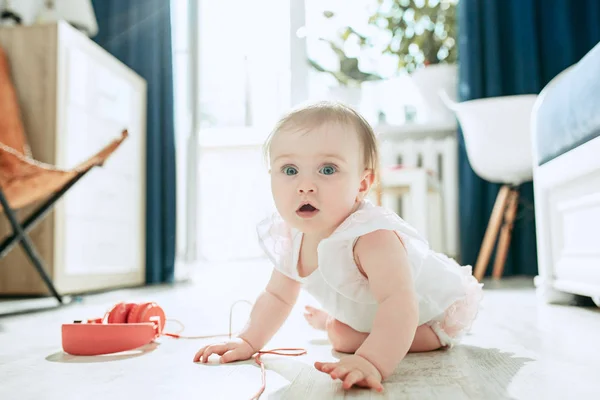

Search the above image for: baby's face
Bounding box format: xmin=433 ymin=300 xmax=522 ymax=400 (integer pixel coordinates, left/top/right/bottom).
xmin=269 ymin=122 xmax=371 ymax=237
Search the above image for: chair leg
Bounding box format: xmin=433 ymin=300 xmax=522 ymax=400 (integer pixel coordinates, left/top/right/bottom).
xmin=491 ymin=188 xmax=520 ymax=279
xmin=0 ymin=187 xmax=63 ymax=303
xmin=473 ymin=185 xmax=511 ymax=281
xmin=0 ymin=168 xmax=92 ymax=304
xmin=19 ymin=228 xmax=64 ymax=303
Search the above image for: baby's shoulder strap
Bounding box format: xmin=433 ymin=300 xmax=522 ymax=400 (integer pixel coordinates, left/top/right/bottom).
xmin=327 ymin=201 xmax=430 ymax=248
xmin=317 ymin=202 xmax=433 ymax=303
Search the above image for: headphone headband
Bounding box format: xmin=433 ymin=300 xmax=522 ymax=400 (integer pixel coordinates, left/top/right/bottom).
xmin=61 ymin=301 xmax=165 ymax=356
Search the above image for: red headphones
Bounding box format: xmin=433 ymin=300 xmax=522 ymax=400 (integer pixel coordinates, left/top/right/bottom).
xmin=61 ymin=301 xmax=167 ymax=356
xmin=61 ymin=300 xmax=307 ymax=399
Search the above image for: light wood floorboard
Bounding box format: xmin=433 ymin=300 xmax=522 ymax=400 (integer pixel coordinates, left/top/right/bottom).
xmin=1 ymin=261 xmax=599 ymax=399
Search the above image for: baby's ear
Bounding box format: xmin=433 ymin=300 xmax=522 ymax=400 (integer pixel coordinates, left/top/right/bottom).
xmin=365 ymin=169 xmax=375 ymax=185
xmin=358 ymin=169 xmax=375 ymax=198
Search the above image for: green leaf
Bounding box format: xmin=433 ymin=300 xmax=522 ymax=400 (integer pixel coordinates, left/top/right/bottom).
xmin=307 ymin=0 xmax=458 ymax=78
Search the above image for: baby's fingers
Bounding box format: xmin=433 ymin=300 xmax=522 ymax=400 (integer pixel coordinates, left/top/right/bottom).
xmin=330 ymin=366 xmax=349 ymax=380
xmin=342 ymin=370 xmax=364 ymax=389
xmin=199 ymin=343 xmax=228 ymax=363
xmin=220 ymin=348 xmax=248 ymax=364
xmin=193 ymin=345 xmax=209 ymax=362
xmin=314 ymin=361 xmax=336 ymax=373
xmin=365 ymin=375 xmax=384 ymax=393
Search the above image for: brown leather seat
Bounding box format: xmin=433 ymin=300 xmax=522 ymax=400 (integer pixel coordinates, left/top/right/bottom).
xmin=0 ymin=130 xmax=128 ymax=211
xmin=0 ymin=46 xmax=127 ymax=211
xmin=0 ymin=45 xmax=127 ymax=303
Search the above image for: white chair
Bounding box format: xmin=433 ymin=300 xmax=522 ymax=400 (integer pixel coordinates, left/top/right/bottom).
xmin=441 ymin=92 xmax=538 ymax=281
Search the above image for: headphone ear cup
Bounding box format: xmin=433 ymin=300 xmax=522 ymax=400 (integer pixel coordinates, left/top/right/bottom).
xmin=126 ymin=303 xmax=142 ymax=323
xmin=107 ymin=302 xmax=137 ymax=324
xmin=127 ymin=302 xmax=166 ymax=335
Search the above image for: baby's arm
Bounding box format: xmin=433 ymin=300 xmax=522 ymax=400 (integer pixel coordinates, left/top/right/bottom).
xmin=353 ymin=229 xmax=419 ymax=379
xmin=237 ymin=268 xmax=301 ymax=352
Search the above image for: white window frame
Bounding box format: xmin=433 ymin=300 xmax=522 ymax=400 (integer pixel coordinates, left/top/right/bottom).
xmin=175 ymin=0 xmax=309 ymax=269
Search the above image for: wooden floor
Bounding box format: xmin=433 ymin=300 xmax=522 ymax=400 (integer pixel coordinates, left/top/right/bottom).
xmin=1 ymin=261 xmax=600 ymax=400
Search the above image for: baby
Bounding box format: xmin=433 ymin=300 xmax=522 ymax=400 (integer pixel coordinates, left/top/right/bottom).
xmin=194 ymin=101 xmax=483 ymax=392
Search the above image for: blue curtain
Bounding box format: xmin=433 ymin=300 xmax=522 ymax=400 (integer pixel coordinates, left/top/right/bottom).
xmin=457 ymin=0 xmax=600 ymax=276
xmin=91 ymin=0 xmax=176 ymax=284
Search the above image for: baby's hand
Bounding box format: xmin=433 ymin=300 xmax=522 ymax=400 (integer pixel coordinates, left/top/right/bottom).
xmin=315 ymin=355 xmax=384 ymax=392
xmin=193 ymin=337 xmax=256 ymax=364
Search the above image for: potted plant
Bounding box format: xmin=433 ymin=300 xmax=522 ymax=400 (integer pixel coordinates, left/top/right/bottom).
xmin=308 ymin=0 xmax=459 ymax=123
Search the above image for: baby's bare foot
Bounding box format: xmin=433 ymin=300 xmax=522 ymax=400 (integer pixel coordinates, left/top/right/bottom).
xmin=304 ymin=305 xmax=329 ymax=330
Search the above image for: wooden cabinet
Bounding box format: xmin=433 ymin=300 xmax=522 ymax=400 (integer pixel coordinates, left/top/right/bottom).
xmin=0 ymin=22 xmax=147 ymax=295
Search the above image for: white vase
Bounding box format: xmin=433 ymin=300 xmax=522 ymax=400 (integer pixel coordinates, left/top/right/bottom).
xmin=410 ymin=63 xmax=458 ymax=124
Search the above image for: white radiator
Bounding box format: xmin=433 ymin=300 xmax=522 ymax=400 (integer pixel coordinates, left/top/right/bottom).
xmin=197 ymin=130 xmax=459 ymax=261
xmin=379 ymin=135 xmax=459 ymax=257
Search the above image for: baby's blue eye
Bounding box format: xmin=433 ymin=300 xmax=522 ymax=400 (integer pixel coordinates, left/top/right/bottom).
xmin=283 ymin=166 xmax=298 ymax=176
xmin=320 ymin=165 xmax=337 ymax=175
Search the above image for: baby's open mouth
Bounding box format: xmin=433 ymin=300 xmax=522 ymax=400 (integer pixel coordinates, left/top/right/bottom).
xmin=296 ymin=203 xmax=319 ymax=218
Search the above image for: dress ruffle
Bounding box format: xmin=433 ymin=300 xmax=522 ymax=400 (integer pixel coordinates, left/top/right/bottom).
xmin=428 ymin=264 xmax=484 ymax=347
xmin=315 ymin=204 xmax=428 ymax=305
xmin=256 ymin=200 xmax=484 ymax=340
xmin=256 ymin=213 xmax=301 ymax=281
xmin=316 ymin=202 xmax=476 ymax=326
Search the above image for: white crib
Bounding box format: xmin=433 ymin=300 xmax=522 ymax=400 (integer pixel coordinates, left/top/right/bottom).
xmin=374 ymin=123 xmax=459 ymax=258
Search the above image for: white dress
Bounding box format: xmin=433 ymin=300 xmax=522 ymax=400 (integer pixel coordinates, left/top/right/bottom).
xmin=256 ymin=200 xmax=483 ymax=347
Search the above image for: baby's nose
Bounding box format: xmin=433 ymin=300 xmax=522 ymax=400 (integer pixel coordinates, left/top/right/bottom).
xmin=297 ymin=179 xmax=316 ymax=194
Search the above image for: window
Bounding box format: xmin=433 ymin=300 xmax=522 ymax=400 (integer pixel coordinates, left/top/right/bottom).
xmin=177 ymin=0 xmax=456 ymax=263
xmin=198 ymin=0 xmax=292 ymax=133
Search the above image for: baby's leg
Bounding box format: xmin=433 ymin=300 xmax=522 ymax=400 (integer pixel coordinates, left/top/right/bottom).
xmin=326 ymin=316 xmax=442 ymax=354
xmin=409 ymin=325 xmax=442 ymax=352
xmin=325 ymin=316 xmax=369 ymax=353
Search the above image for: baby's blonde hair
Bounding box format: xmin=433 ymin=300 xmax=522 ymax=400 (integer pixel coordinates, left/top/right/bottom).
xmin=263 ymin=101 xmax=380 ymax=180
